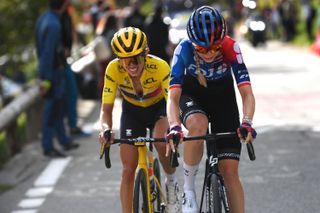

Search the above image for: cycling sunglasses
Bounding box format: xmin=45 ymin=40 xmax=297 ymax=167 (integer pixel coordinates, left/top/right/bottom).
xmin=119 ymin=55 xmax=145 ymax=67
xmin=193 ymin=43 xmax=221 ymax=54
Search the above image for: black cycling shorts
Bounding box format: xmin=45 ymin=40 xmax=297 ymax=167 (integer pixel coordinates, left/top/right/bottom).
xmin=120 ymin=99 xmax=166 ymax=139
xmin=180 ymin=74 xmax=241 ymax=160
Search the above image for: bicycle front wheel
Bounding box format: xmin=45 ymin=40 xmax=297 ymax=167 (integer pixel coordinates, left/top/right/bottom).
xmin=207 ymin=174 xmax=222 ymax=213
xmin=153 ymin=158 xmax=162 ymax=212
xmin=133 ymin=169 xmax=150 ymax=213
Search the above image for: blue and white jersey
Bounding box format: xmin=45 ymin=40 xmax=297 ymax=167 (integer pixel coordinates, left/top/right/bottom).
xmin=169 ymin=36 xmax=251 ymax=89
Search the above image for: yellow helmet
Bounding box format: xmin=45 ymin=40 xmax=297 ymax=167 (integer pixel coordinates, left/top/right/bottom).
xmin=111 ymin=27 xmax=147 ymax=58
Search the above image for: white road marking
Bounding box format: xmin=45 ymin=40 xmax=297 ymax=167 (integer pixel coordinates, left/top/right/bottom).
xmin=18 ymin=198 xmax=45 ymax=208
xmin=12 ymin=157 xmax=72 ymax=213
xmin=25 ymin=187 xmax=53 ymax=198
xmin=34 ymin=157 xmax=72 ymax=187
xmin=12 ymin=210 xmax=38 ymax=213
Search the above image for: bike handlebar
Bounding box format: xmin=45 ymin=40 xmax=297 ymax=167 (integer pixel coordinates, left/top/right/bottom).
xmin=100 ymin=132 xmax=255 ymax=169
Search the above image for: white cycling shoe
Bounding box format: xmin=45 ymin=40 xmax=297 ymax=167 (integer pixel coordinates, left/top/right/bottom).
xmin=165 ymin=182 xmax=181 ymax=213
xmin=182 ymin=190 xmax=199 ymax=213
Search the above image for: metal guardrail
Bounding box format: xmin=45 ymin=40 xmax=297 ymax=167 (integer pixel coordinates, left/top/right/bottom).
xmin=0 ymin=86 xmax=40 ymax=131
xmin=0 ymin=84 xmax=43 ymax=160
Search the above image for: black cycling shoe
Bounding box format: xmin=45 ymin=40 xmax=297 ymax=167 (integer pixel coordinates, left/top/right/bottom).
xmin=63 ymin=142 xmax=80 ymax=151
xmin=44 ymin=148 xmax=66 ymax=158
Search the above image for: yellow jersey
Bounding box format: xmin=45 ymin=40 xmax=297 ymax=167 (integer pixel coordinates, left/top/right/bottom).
xmin=102 ymin=55 xmax=170 ymax=107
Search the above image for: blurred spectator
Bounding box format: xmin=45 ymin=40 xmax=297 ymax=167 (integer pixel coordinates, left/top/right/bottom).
xmin=268 ymin=6 xmax=281 ymax=39
xmin=304 ymin=3 xmax=316 ymax=41
xmin=90 ymin=0 xmax=104 ymax=32
xmin=96 ymin=12 xmax=118 ymax=97
xmin=123 ymin=0 xmax=146 ymax=31
xmin=35 ymin=0 xmax=79 ymax=157
xmin=61 ymin=2 xmax=90 ymax=137
xmin=222 ymin=10 xmax=235 ymax=38
xmin=144 ymin=5 xmax=170 ymax=63
xmin=278 ymin=0 xmax=297 ymax=42
xmin=311 ymin=5 xmax=320 ymax=55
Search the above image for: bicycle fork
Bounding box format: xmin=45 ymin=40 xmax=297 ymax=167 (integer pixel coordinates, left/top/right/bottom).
xmin=137 ymin=145 xmax=154 ymax=213
xmin=200 ymin=157 xmax=230 ymax=213
xmin=210 ymin=155 xmax=230 ymax=212
xmin=219 ymin=177 xmax=230 ymax=212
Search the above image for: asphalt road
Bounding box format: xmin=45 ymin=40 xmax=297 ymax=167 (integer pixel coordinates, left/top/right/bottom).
xmin=1 ymin=40 xmax=320 ymax=213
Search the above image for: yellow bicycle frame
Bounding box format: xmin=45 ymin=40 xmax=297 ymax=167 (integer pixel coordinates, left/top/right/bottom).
xmin=135 ymin=142 xmax=166 ymax=213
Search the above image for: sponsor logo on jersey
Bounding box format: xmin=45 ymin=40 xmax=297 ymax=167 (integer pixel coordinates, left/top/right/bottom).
xmin=239 ymin=74 xmax=249 ymax=79
xmin=105 ymin=74 xmax=115 ymax=82
xmin=144 ymin=77 xmax=157 ymax=85
xmin=186 ymin=101 xmax=194 ymax=107
xmin=187 ymin=63 xmax=228 ymax=80
xmin=103 ymin=87 xmax=112 ymax=93
xmin=126 ymin=129 xmax=132 ymax=137
xmin=146 ymin=63 xmax=157 ymax=69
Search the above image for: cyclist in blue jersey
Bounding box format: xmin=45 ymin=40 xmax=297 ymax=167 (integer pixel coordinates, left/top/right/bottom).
xmin=165 ymin=6 xmax=257 ymax=213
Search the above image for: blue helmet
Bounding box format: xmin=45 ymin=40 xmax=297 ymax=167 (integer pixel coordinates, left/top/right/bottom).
xmin=187 ymin=6 xmax=226 ymax=48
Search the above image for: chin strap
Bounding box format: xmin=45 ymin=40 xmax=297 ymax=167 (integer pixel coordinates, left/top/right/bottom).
xmin=194 ymin=51 xmax=207 ymax=88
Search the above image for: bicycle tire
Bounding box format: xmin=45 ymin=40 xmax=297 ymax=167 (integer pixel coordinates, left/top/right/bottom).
xmin=207 ymin=174 xmax=222 ymax=213
xmin=153 ymin=158 xmax=162 ymax=212
xmin=133 ymin=169 xmax=150 ymax=213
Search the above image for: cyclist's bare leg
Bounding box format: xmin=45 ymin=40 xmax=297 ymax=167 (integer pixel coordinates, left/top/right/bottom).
xmin=219 ymin=159 xmax=244 ymax=213
xmin=184 ymin=113 xmax=208 ymax=165
xmin=153 ymin=117 xmax=175 ymax=174
xmin=119 ymin=144 xmax=138 ymax=213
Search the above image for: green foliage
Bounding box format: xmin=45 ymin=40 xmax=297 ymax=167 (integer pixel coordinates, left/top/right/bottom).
xmin=0 ymin=132 xmax=10 ymax=168
xmin=0 ymin=0 xmax=47 ymax=78
xmin=0 ymin=0 xmax=47 ymax=55
xmin=140 ymin=0 xmax=153 ymax=15
xmin=17 ymin=113 xmax=27 ymax=146
xmin=293 ymin=19 xmax=313 ymax=46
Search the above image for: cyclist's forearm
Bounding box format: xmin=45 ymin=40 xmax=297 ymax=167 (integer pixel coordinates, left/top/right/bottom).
xmin=167 ymin=96 xmax=181 ymax=127
xmin=100 ymin=103 xmax=114 ymax=130
xmin=239 ymin=86 xmax=255 ymax=122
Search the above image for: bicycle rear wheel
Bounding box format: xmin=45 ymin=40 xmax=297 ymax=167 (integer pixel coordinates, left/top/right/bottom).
xmin=207 ymin=174 xmax=222 ymax=213
xmin=133 ymin=169 xmax=150 ymax=213
xmin=153 ymin=158 xmax=162 ymax=212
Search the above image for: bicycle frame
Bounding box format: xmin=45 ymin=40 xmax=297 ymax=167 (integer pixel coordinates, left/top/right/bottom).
xmin=101 ymin=137 xmax=167 ymax=213
xmin=101 ymin=131 xmax=255 ymax=213
xmin=199 ymin=136 xmax=231 ymax=213
xmin=136 ymin=142 xmax=164 ymax=213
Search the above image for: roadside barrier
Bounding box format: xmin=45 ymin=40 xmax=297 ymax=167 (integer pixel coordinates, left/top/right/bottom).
xmin=0 ymin=85 xmax=42 ymax=166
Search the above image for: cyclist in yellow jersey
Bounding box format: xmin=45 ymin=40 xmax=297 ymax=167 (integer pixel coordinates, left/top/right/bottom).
xmin=101 ymin=52 xmax=169 ymax=107
xmin=99 ymin=27 xmax=181 ymax=213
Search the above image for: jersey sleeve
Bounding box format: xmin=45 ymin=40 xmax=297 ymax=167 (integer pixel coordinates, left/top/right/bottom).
xmin=222 ymin=37 xmax=251 ymax=87
xmin=160 ymin=61 xmax=170 ymax=101
xmin=102 ymin=61 xmax=118 ymax=104
xmin=169 ymin=42 xmax=187 ymax=89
